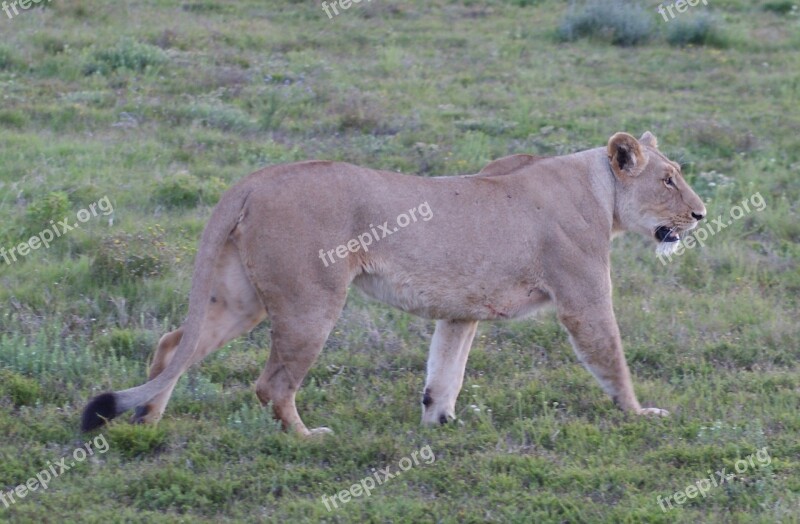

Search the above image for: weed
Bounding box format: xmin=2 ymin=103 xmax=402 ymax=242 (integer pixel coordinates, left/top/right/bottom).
xmin=667 ymin=13 xmax=729 ymax=47
xmin=106 ymin=423 xmax=169 ymax=459
xmin=83 ymin=38 xmax=168 ymax=76
xmin=152 ymin=173 xmax=203 ymax=209
xmin=0 ymin=370 xmax=41 ymax=407
xmin=558 ymin=0 xmax=653 ymax=46
xmin=24 ymin=191 xmax=71 ymax=232
xmin=762 ymin=1 xmax=798 ymax=15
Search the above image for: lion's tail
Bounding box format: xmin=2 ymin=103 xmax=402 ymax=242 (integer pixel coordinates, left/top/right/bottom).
xmin=81 ymin=186 xmax=252 ymax=432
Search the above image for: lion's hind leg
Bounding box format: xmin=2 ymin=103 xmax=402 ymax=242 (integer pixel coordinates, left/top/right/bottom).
xmin=132 ymin=239 xmax=267 ymax=424
xmin=253 ymin=291 xmax=348 ymax=437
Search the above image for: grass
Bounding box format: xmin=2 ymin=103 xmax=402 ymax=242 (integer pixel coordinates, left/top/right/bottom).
xmin=0 ymin=0 xmax=799 ymax=522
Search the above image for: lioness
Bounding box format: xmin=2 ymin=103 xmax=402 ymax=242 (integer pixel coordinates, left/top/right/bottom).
xmin=82 ymin=131 xmax=706 ymax=436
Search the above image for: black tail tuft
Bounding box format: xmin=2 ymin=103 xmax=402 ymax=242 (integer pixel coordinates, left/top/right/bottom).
xmin=81 ymin=392 xmax=117 ymax=432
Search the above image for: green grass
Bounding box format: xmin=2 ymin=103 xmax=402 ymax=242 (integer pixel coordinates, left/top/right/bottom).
xmin=1 ymin=0 xmax=799 ymax=522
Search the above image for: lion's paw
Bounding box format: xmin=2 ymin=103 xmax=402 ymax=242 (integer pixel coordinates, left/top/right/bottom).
xmin=307 ymin=426 xmax=334 ymax=437
xmin=638 ymin=407 xmax=669 ymax=417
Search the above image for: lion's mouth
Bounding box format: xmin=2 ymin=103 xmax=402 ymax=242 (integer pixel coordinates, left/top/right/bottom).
xmin=655 ymin=226 xmax=680 ymax=243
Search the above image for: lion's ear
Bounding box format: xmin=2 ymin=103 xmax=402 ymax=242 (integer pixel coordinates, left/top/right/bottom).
xmin=608 ymin=132 xmax=646 ymax=178
xmin=639 ymin=131 xmax=658 ymax=149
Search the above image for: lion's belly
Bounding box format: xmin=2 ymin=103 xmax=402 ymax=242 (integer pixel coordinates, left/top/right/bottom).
xmin=352 ymin=271 xmax=551 ymax=321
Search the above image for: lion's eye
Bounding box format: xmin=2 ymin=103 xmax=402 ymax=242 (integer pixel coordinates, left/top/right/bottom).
xmin=664 ymin=177 xmax=675 ymax=188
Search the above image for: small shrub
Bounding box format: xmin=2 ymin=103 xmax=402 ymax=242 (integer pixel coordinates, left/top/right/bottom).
xmin=330 ymin=94 xmax=388 ymax=133
xmin=0 ymin=110 xmax=28 ymax=129
xmin=91 ymin=225 xmax=190 ymax=283
xmin=83 ymin=38 xmax=168 ymax=76
xmin=37 ymin=35 xmax=67 ymax=55
xmin=0 ymin=45 xmax=15 ymax=70
xmin=667 ymin=13 xmax=728 ymax=47
xmin=153 ymin=172 xmax=228 ymax=208
xmin=201 ymin=176 xmax=228 ymax=205
xmin=107 ymin=422 xmax=169 ymax=458
xmin=762 ymin=1 xmax=798 ymax=15
xmin=226 ymin=403 xmax=281 ymax=437
xmin=153 ymin=173 xmax=203 ymax=208
xmin=69 ymin=182 xmax=108 ymax=207
xmin=25 ymin=191 xmax=71 ymax=231
xmin=92 ymin=242 xmax=162 ymax=282
xmin=0 ymin=370 xmax=41 ymax=406
xmin=558 ymin=0 xmax=653 ymax=47
xmin=252 ymin=92 xmax=284 ymax=131
xmin=93 ymin=328 xmax=157 ymax=360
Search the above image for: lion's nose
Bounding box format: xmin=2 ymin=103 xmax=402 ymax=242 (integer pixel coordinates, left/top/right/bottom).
xmin=691 ymin=211 xmax=705 ymax=221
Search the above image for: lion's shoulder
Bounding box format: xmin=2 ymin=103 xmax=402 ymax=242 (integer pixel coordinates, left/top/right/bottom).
xmin=476 ymin=154 xmax=547 ymax=177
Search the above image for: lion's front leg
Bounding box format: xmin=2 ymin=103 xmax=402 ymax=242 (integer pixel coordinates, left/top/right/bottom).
xmin=421 ymin=319 xmax=479 ymax=425
xmin=557 ymin=302 xmax=668 ymax=417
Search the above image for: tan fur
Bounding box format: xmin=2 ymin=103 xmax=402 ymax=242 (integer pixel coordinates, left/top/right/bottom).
xmin=477 ymin=154 xmax=545 ymax=176
xmin=82 ymin=132 xmax=706 ymax=435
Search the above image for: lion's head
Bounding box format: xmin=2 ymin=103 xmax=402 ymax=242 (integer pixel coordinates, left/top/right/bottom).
xmin=607 ymin=131 xmax=706 ymax=257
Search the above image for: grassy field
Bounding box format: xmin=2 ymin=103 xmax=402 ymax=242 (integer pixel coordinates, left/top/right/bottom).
xmin=1 ymin=0 xmax=799 ymax=522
